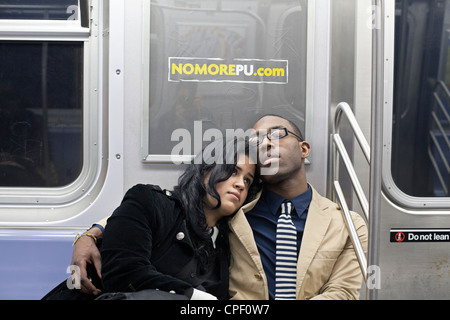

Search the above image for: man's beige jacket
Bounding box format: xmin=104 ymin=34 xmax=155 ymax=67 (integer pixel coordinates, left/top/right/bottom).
xmin=228 ymin=185 xmax=368 ymax=300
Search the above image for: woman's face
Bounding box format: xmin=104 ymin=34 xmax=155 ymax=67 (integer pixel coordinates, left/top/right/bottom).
xmin=203 ymin=155 xmax=256 ymax=226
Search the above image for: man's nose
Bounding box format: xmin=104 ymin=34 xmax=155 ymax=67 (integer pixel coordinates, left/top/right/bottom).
xmin=259 ymin=135 xmax=273 ymax=153
xmin=259 ymin=135 xmax=272 ymax=149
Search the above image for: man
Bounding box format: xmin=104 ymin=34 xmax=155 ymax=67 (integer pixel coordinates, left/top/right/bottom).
xmin=228 ymin=115 xmax=367 ymax=299
xmin=70 ymin=114 xmax=367 ymax=300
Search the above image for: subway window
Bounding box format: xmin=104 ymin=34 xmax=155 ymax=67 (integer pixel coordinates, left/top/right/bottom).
xmin=392 ymin=0 xmax=450 ymax=197
xmin=0 ymin=0 xmax=79 ymax=20
xmin=143 ymin=0 xmax=308 ymax=161
xmin=0 ymin=41 xmax=83 ymax=187
xmin=0 ymin=1 xmax=93 ymax=193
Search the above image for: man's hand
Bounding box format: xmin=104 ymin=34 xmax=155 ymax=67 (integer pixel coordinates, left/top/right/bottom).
xmin=70 ymin=227 xmax=103 ymax=296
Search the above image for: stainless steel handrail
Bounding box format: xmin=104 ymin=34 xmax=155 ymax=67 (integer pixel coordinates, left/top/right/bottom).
xmin=333 ymin=102 xmax=370 ymax=221
xmin=335 ymin=102 xmax=371 ymax=163
xmin=334 ymin=180 xmax=368 ymax=282
xmin=332 ymin=101 xmax=370 ymax=288
xmin=333 ymin=134 xmax=369 ymax=220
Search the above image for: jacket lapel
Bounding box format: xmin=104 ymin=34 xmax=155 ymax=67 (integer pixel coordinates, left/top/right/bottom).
xmin=229 ymin=191 xmax=265 ymax=274
xmin=296 ymin=187 xmax=332 ymax=293
xmin=230 ymin=187 xmax=334 ymax=298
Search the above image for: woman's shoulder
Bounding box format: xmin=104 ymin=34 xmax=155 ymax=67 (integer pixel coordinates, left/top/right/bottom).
xmin=124 ymin=184 xmax=174 ymax=202
xmin=126 ymin=183 xmax=164 ymax=194
xmin=111 ymin=184 xmax=183 ymax=228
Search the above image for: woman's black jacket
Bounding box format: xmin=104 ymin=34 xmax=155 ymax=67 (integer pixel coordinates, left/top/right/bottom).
xmin=100 ymin=184 xmax=230 ymax=299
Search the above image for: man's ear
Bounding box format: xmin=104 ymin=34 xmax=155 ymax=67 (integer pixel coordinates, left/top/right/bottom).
xmin=300 ymin=141 xmax=311 ymax=159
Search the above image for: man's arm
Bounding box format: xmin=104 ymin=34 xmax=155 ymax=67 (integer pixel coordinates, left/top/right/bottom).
xmin=70 ymin=218 xmax=108 ymax=296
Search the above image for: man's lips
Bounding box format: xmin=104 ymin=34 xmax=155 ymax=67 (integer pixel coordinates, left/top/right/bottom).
xmin=259 ymin=153 xmax=280 ymax=166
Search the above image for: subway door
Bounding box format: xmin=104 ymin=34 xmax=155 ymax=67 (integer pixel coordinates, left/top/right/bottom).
xmin=379 ymin=0 xmax=450 ymax=299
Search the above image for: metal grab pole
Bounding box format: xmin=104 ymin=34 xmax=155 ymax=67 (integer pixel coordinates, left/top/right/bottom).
xmin=367 ymin=0 xmax=385 ymax=300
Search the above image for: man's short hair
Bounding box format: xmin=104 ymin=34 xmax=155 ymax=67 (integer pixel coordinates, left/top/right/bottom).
xmin=256 ymin=114 xmax=304 ymax=141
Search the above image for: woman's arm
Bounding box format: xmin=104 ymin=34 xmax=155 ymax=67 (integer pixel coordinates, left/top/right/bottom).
xmin=100 ymin=185 xmax=194 ymax=296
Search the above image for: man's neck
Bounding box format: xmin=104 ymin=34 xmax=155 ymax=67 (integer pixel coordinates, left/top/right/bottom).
xmin=265 ymin=177 xmax=309 ymax=200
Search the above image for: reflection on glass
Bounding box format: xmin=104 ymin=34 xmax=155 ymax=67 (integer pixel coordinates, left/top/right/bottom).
xmin=146 ymin=0 xmax=307 ymax=156
xmin=392 ymin=0 xmax=450 ymax=197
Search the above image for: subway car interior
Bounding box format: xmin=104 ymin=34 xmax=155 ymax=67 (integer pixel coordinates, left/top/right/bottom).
xmin=0 ymin=0 xmax=449 ymax=300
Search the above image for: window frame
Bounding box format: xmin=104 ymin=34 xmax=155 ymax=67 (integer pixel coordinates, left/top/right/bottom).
xmin=0 ymin=1 xmax=102 ymax=209
xmin=382 ymin=1 xmax=450 ymax=211
xmin=140 ymin=0 xmax=314 ymax=164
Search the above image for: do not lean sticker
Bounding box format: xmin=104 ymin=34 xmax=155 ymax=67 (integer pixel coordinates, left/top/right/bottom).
xmin=390 ymin=229 xmax=450 ymax=243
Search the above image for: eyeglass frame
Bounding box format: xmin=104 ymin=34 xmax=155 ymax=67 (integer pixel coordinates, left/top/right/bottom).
xmin=249 ymin=127 xmax=304 ymax=146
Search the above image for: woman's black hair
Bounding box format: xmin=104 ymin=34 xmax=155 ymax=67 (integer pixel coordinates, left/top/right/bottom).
xmin=172 ymin=136 xmax=261 ymax=269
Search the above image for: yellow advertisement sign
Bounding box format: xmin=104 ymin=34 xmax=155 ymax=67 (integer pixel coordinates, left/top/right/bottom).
xmin=169 ymin=57 xmax=288 ymax=84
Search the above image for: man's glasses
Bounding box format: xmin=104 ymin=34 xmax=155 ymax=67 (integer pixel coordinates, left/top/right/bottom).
xmin=249 ymin=128 xmax=303 ymax=146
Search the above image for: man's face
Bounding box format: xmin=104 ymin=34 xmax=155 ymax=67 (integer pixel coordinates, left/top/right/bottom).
xmin=252 ymin=116 xmax=310 ymax=184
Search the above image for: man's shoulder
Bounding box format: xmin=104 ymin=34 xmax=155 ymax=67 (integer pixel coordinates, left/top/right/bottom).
xmin=309 ymin=185 xmax=365 ymax=225
xmin=309 ymin=185 xmax=338 ymax=210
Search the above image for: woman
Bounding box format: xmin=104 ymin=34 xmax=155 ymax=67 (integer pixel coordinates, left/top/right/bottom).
xmin=99 ymin=137 xmax=260 ymax=300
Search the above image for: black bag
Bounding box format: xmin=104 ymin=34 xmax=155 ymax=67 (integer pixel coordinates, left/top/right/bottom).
xmin=95 ymin=289 xmax=189 ymax=300
xmin=41 ymin=278 xmax=97 ymax=300
xmin=42 ymin=264 xmax=101 ymax=300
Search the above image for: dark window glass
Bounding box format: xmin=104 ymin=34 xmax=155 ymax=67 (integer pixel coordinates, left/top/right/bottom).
xmin=0 ymin=0 xmax=78 ymax=20
xmin=392 ymin=0 xmax=450 ymax=197
xmin=0 ymin=41 xmax=83 ymax=187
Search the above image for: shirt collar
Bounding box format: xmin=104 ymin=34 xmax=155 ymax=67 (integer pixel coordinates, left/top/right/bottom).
xmin=262 ymin=185 xmax=312 ymax=217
